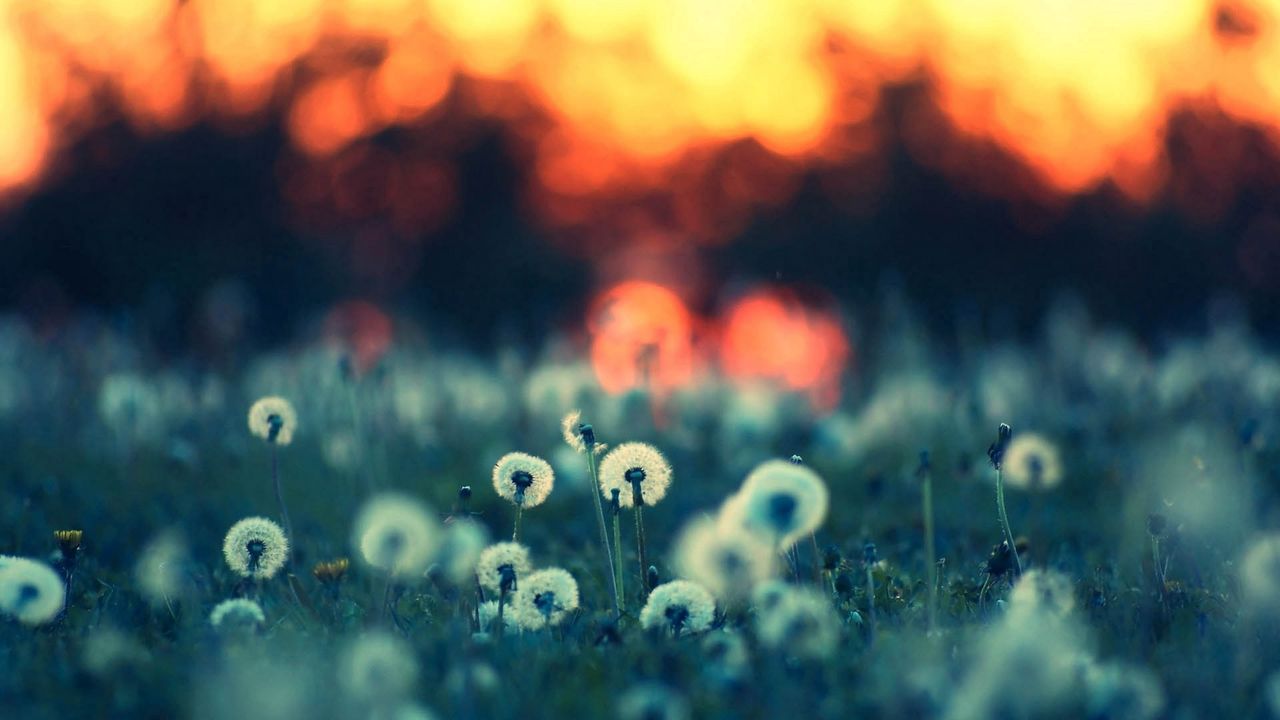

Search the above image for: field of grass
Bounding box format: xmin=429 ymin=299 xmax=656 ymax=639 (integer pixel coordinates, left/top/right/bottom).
xmin=1 ymin=301 xmax=1278 ymax=720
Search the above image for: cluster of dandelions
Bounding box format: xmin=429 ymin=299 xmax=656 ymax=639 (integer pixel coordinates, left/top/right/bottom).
xmin=474 ymin=541 xmax=580 ymax=632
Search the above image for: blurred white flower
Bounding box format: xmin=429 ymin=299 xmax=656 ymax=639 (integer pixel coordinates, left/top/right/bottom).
xmin=247 ymin=396 xmax=297 ymax=445
xmin=354 ymin=494 xmax=440 ymax=578
xmin=640 ymin=580 xmax=716 ymax=636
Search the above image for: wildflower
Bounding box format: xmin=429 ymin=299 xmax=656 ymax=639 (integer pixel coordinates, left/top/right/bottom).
xmin=435 ymin=521 xmax=489 ymax=586
xmin=0 ymin=558 xmax=65 ymax=625
xmin=222 ymin=517 xmax=290 ymax=580
xmin=1008 ymin=569 xmax=1076 ymax=618
xmin=640 ymin=580 xmax=716 ymax=637
xmin=617 ymin=684 xmax=690 ymax=720
xmin=727 ymin=459 xmax=829 ymax=548
xmin=510 ymin=567 xmax=579 ymax=630
xmin=136 ymin=531 xmax=190 ymax=605
xmin=313 ymin=558 xmax=350 ymax=585
xmin=353 ymin=493 xmax=440 ymax=578
xmin=561 ymin=410 xmax=587 ymax=453
xmin=247 ymin=396 xmax=298 ymax=445
xmin=492 ymin=451 xmax=555 ymax=508
xmin=755 ymin=586 xmax=839 ymax=660
xmin=672 ymin=517 xmax=775 ymax=602
xmin=1001 ymin=433 xmax=1064 ymax=490
xmin=340 ymin=632 xmax=419 ymax=704
xmin=476 ymin=542 xmax=531 ymax=595
xmin=598 ymin=442 xmax=672 ymax=508
xmin=209 ymin=598 xmax=265 ymax=629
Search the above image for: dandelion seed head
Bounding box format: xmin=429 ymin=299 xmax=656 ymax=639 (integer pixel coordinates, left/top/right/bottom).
xmin=476 ymin=542 xmax=531 ymax=594
xmin=209 ymin=598 xmax=265 ymax=629
xmin=1008 ymin=569 xmax=1076 ymax=619
xmin=640 ymin=580 xmax=716 ymax=635
xmin=755 ymin=586 xmax=839 ymax=660
xmin=560 ymin=410 xmax=587 ymax=453
xmin=340 ymin=632 xmax=419 ymax=704
xmin=222 ymin=517 xmax=289 ymax=580
xmin=491 ymin=451 xmax=555 ymax=508
xmin=1001 ymin=433 xmax=1064 ymax=490
xmin=673 ymin=516 xmax=775 ymax=602
xmin=436 ymin=520 xmax=489 ymax=586
xmin=731 ymin=459 xmax=829 ymax=548
xmin=617 ymin=684 xmax=691 ymax=720
xmin=1241 ymin=533 xmax=1280 ymax=611
xmin=598 ymin=442 xmax=672 ymax=508
xmin=0 ymin=558 xmax=65 ymax=625
xmin=247 ymin=396 xmax=298 ymax=445
xmin=353 ymin=493 xmax=440 ymax=578
xmin=510 ymin=567 xmax=579 ymax=630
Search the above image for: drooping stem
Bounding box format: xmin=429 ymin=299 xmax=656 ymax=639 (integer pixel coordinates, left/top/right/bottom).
xmin=922 ymin=460 xmax=937 ymax=633
xmin=585 ymin=439 xmax=622 ymax=619
xmin=630 ymin=474 xmax=649 ymax=596
xmin=995 ymin=467 xmax=1023 ymax=577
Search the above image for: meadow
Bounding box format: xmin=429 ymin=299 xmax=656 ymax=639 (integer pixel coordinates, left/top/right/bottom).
xmin=1 ymin=295 xmax=1278 ymax=720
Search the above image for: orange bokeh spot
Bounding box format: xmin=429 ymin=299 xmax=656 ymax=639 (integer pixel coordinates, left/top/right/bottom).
xmin=720 ymin=289 xmax=850 ymax=411
xmin=324 ymin=299 xmax=394 ymax=376
xmin=588 ymin=281 xmax=695 ymax=394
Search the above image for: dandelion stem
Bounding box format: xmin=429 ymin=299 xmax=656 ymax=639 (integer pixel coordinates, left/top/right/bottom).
xmin=611 ymin=499 xmax=626 ymax=613
xmin=270 ymin=445 xmax=295 ymax=547
xmin=921 ymin=456 xmax=938 ymax=634
xmin=630 ymin=477 xmax=649 ymax=597
xmin=585 ymin=441 xmax=622 ymax=619
xmin=865 ymin=562 xmax=877 ymax=646
xmin=513 ymin=505 xmax=523 ymax=542
xmin=995 ymin=466 xmax=1022 ymax=577
xmin=808 ymin=532 xmax=823 ymax=588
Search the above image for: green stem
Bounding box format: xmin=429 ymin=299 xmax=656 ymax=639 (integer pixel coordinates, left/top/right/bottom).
xmin=865 ymin=564 xmax=877 ymax=645
xmin=631 ymin=479 xmax=649 ymax=597
xmin=513 ymin=505 xmax=523 ymax=542
xmin=995 ymin=467 xmax=1022 ymax=576
xmin=586 ymin=448 xmax=622 ymax=619
xmin=612 ymin=509 xmax=626 ymax=613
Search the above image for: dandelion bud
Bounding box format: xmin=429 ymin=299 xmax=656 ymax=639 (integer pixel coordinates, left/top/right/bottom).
xmin=788 ymin=455 xmax=803 ymax=465
xmin=822 ymin=544 xmax=842 ymax=572
xmin=458 ymin=485 xmax=472 ymax=503
xmin=647 ymin=565 xmax=660 ymax=591
xmin=863 ymin=542 xmax=878 ymax=566
xmin=988 ymin=423 xmax=1013 ymax=469
xmin=54 ymin=530 xmax=83 ymax=560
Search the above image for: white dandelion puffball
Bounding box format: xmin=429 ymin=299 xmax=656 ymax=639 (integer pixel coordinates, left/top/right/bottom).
xmin=510 ymin=567 xmax=579 ymax=630
xmin=598 ymin=442 xmax=673 ymax=508
xmin=1241 ymin=533 xmax=1280 ymax=611
xmin=222 ymin=517 xmax=290 ymax=580
xmin=729 ymin=459 xmax=829 ymax=548
xmin=209 ymin=598 xmax=265 ymax=629
xmin=340 ymin=632 xmax=419 ymax=703
xmin=247 ymin=396 xmax=298 ymax=445
xmin=672 ymin=516 xmax=776 ymax=602
xmin=0 ymin=558 xmax=65 ymax=625
xmin=1000 ymin=433 xmax=1063 ymax=490
xmin=436 ymin=521 xmax=489 ymax=585
xmin=561 ymin=410 xmax=587 ymax=453
xmin=492 ymin=452 xmax=555 ymax=508
xmin=476 ymin=542 xmax=532 ymax=595
xmin=354 ymin=493 xmax=441 ymax=578
xmin=756 ymin=586 xmax=839 ymax=660
xmin=640 ymin=580 xmax=716 ymax=636
xmin=1008 ymin=569 xmax=1076 ymax=618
